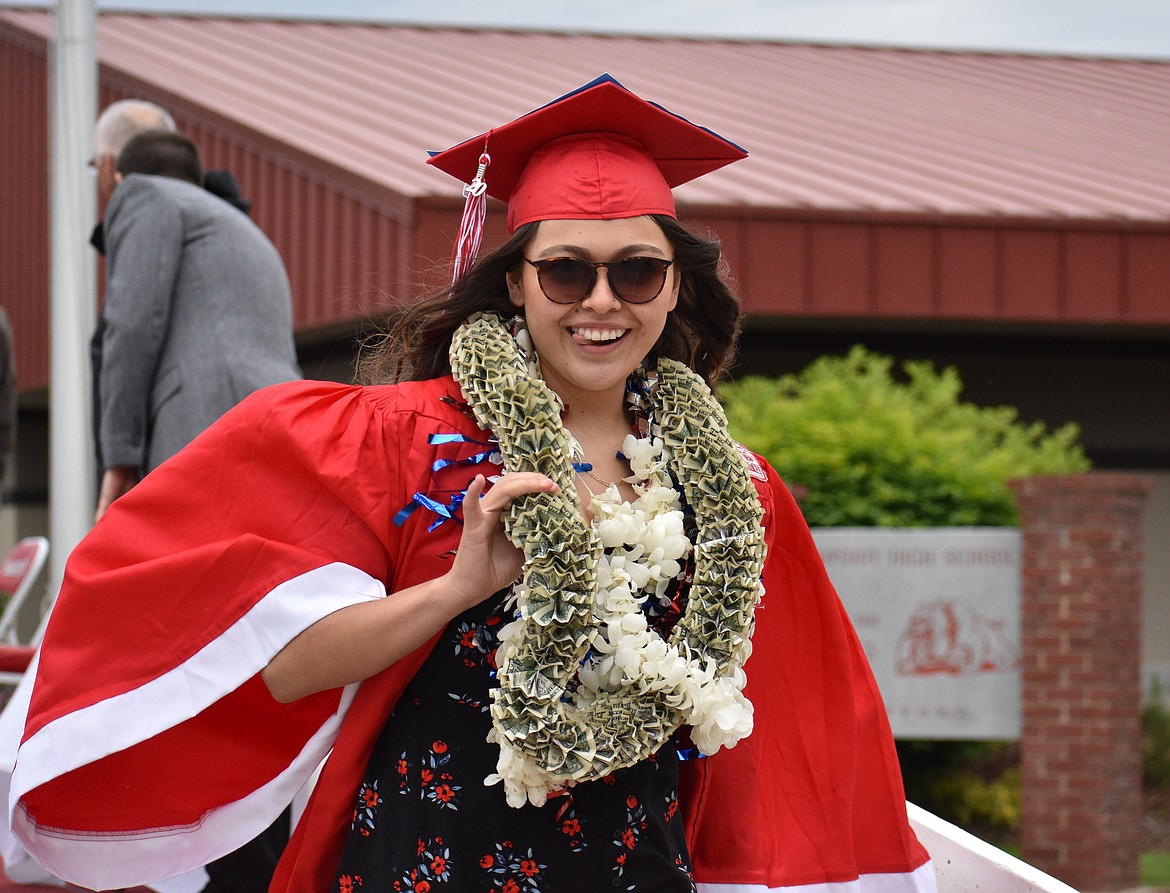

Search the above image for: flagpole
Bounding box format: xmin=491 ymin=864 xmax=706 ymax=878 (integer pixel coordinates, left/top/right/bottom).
xmin=47 ymin=0 xmax=98 ymax=599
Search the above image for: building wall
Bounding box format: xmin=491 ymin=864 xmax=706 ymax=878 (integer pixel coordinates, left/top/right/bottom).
xmin=0 ymin=34 xmax=427 ymax=394
xmin=0 ymin=27 xmax=50 ymax=395
xmin=3 ymin=17 xmax=1168 ymax=699
xmin=686 ymin=211 xmax=1170 ymax=329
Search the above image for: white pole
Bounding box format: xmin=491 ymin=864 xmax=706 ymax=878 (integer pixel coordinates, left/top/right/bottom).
xmin=47 ymin=0 xmax=97 ymax=599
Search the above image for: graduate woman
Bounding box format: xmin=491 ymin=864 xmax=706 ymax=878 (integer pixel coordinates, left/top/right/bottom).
xmin=11 ymin=75 xmax=936 ymax=893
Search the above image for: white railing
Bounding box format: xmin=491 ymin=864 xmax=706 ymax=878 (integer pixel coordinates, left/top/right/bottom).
xmin=908 ymin=802 xmax=1080 ymax=893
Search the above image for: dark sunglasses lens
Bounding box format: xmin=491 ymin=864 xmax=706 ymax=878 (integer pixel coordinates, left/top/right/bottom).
xmin=538 ymin=258 xmax=595 ymax=303
xmin=609 ymin=258 xmax=669 ymax=303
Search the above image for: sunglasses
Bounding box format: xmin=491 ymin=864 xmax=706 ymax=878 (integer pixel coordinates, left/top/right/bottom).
xmin=523 ymin=256 xmax=673 ymax=304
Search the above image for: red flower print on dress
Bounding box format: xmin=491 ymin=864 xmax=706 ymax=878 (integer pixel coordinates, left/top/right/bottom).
xmin=447 ymin=690 xmax=489 ymax=714
xmin=555 ymin=800 xmax=587 ymax=853
xmin=481 ymin=841 xmax=547 ymax=891
xmin=609 ymin=793 xmax=649 ymax=886
xmin=395 ymin=754 xmax=411 ymax=795
xmin=403 ymin=838 xmax=451 ymax=888
xmin=664 ymin=790 xmax=679 ymax=821
xmin=351 ymin=781 xmax=380 ymax=836
xmin=453 ymin=619 xmax=495 ymax=667
xmin=419 ymin=740 xmax=462 ymax=810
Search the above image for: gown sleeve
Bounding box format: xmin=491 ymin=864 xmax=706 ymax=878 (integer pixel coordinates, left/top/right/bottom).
xmin=682 ymin=456 xmax=937 ymax=892
xmin=9 ymin=380 xmax=420 ymax=890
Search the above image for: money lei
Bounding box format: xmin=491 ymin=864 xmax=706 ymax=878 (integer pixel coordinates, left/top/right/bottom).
xmin=449 ymin=312 xmax=767 ymax=808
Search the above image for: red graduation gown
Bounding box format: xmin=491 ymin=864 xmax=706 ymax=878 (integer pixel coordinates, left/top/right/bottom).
xmin=10 ymin=378 xmax=934 ymax=892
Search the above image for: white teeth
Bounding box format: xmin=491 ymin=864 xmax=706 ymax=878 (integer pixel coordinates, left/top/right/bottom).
xmin=574 ymin=327 xmax=625 ymax=342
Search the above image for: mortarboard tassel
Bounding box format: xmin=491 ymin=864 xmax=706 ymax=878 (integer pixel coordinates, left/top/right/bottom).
xmin=450 ymin=146 xmax=491 ymax=283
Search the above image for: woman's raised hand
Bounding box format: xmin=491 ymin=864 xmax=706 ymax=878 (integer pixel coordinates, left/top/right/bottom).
xmin=263 ymin=471 xmax=559 ymax=702
xmin=446 ymin=472 xmax=558 ymax=609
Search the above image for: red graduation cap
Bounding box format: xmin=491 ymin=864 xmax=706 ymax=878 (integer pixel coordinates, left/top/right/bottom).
xmin=428 ymin=74 xmax=747 ymax=280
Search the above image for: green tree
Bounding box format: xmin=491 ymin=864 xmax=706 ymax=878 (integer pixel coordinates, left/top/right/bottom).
xmin=722 ymin=346 xmax=1091 ymax=841
xmin=721 ymin=346 xmax=1089 ymax=527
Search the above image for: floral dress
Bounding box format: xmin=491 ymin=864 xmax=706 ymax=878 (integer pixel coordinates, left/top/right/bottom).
xmin=330 ymin=589 xmax=697 ymax=893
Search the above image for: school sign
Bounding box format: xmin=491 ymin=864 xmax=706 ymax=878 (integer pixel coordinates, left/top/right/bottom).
xmin=811 ymin=528 xmax=1022 ymax=740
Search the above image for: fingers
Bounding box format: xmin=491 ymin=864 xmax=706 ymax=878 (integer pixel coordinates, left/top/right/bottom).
xmin=463 ymin=472 xmax=488 ymax=505
xmin=448 ymin=473 xmax=557 ymax=607
xmin=94 ymin=468 xmax=137 ymax=524
xmin=465 ymin=472 xmax=558 ymax=517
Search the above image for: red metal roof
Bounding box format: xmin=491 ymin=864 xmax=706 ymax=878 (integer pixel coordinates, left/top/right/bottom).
xmin=5 ymin=9 xmax=1170 ymax=222
xmin=2 ymin=10 xmax=1169 ymax=393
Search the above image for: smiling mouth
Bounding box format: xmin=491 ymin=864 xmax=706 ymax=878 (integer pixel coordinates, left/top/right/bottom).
xmin=571 ymin=326 xmax=627 ymax=343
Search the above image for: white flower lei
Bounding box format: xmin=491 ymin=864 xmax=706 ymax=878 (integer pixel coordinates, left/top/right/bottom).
xmin=450 ymin=313 xmax=767 ymax=808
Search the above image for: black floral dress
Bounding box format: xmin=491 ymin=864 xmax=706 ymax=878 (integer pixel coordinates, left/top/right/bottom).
xmin=330 ymin=591 xmax=697 ymax=893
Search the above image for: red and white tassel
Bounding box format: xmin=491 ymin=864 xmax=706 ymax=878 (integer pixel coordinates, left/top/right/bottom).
xmin=451 ymin=150 xmax=491 ymax=283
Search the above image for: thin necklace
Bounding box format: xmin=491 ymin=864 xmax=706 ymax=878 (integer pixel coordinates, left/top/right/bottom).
xmin=577 ymin=465 xmax=614 ymax=489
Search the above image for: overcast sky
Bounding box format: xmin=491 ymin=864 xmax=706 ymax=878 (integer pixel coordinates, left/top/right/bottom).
xmin=2 ymin=0 xmax=1168 ymax=58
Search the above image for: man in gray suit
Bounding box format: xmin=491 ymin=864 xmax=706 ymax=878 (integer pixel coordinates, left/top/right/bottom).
xmin=95 ymin=130 xmax=301 ymax=518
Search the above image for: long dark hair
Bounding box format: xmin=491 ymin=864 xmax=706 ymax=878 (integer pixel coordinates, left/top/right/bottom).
xmin=357 ymin=215 xmax=743 ymax=387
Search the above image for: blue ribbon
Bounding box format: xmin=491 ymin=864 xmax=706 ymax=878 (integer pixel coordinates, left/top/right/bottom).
xmin=428 ymin=433 xmax=488 ymax=446
xmin=393 ymin=490 xmax=467 ymax=531
xmin=433 ymin=449 xmax=498 ymax=473
xmin=428 ymin=433 xmax=500 ymax=472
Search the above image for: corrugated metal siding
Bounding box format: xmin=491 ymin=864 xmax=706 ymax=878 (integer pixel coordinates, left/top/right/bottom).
xmin=731 ymin=218 xmax=1170 ymax=324
xmin=100 ymin=80 xmax=420 ymax=328
xmin=177 ymin=116 xmax=415 ymax=327
xmin=2 ymin=10 xmax=1168 ymax=392
xmin=0 ymin=23 xmax=50 ymax=392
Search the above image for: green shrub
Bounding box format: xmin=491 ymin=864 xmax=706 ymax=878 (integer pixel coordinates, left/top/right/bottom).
xmin=897 ymin=740 xmax=1021 ymax=842
xmin=932 ymin=768 xmax=1021 ymax=831
xmin=1144 ymin=682 xmax=1170 ymax=789
xmin=721 ymin=346 xmax=1090 ymax=527
xmin=721 ymin=347 xmax=1092 ymax=839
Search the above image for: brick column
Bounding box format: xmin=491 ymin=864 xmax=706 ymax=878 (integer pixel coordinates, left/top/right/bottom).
xmin=1010 ymin=473 xmax=1151 ymax=892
